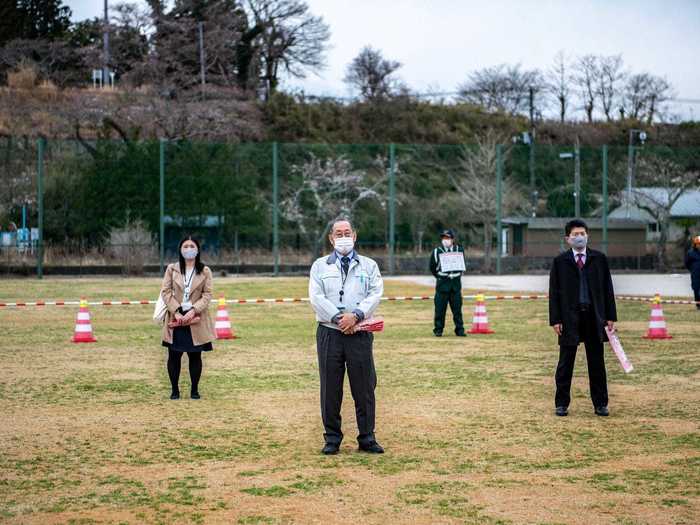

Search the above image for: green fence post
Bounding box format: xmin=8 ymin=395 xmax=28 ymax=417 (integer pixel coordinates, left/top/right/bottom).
xmin=272 ymin=142 xmax=279 ymax=276
xmin=37 ymin=137 xmax=45 ymax=279
xmin=529 ymin=138 xmax=536 ymax=217
xmin=496 ymin=144 xmax=503 ymax=275
xmin=602 ymin=145 xmax=608 ymax=255
xmin=159 ymin=139 xmax=165 ymax=276
xmin=388 ymin=143 xmax=396 ymax=275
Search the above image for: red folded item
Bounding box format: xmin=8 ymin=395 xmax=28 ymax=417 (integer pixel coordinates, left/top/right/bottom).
xmin=356 ymin=317 xmax=384 ymax=332
xmin=168 ymin=316 xmax=201 ymax=328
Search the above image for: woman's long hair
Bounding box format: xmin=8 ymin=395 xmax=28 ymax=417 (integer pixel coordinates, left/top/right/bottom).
xmin=177 ymin=236 xmax=204 ymax=275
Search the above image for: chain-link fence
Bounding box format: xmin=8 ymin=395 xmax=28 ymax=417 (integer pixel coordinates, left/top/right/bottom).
xmin=1 ymin=136 xmax=698 ymax=276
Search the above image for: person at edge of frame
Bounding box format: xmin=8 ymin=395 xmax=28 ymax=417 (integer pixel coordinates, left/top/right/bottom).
xmin=684 ymin=235 xmax=700 ymax=311
xmin=549 ymin=219 xmax=617 ymax=417
xmin=160 ymin=236 xmax=215 ymax=400
xmin=308 ymin=218 xmax=385 ymax=456
xmin=429 ymin=228 xmax=466 ymax=337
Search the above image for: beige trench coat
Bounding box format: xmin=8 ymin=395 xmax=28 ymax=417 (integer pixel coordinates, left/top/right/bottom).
xmin=160 ymin=263 xmax=215 ymax=345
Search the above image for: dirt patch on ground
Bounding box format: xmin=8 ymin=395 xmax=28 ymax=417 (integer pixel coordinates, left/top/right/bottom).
xmin=1 ymin=278 xmax=698 ymax=524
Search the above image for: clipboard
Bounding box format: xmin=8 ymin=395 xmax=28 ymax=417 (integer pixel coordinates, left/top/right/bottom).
xmin=439 ymin=252 xmax=466 ymax=273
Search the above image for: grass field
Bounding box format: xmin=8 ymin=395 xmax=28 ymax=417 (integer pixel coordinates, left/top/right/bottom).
xmin=0 ymin=276 xmax=698 ymax=525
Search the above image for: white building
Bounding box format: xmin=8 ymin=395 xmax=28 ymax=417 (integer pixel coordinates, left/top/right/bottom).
xmin=609 ymin=188 xmax=700 ymax=242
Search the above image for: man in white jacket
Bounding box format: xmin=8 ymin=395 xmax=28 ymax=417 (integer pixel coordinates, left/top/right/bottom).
xmin=308 ymin=218 xmax=384 ymax=455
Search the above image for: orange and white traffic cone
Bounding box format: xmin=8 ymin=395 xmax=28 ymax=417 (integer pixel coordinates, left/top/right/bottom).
xmin=215 ymin=296 xmax=235 ymax=339
xmin=468 ymin=293 xmax=494 ymax=334
xmin=643 ymin=293 xmax=672 ymax=339
xmin=72 ymin=298 xmax=96 ymax=343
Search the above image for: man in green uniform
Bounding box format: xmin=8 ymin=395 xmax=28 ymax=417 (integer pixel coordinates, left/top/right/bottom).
xmin=429 ymin=229 xmax=466 ymax=337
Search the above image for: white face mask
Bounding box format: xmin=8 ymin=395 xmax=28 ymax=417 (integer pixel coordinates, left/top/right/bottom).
xmin=334 ymin=237 xmax=354 ymax=255
xmin=441 ymin=239 xmax=453 ymax=249
xmin=567 ymin=235 xmax=587 ymax=250
xmin=181 ymin=247 xmax=198 ymax=260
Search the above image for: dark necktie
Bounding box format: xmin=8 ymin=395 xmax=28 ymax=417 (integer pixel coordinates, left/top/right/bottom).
xmin=576 ymin=253 xmax=584 ymax=270
xmin=341 ymin=256 xmax=350 ymax=277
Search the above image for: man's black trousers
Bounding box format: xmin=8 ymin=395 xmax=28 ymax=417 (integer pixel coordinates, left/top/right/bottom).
xmin=434 ymin=277 xmax=464 ymax=335
xmin=555 ymin=309 xmax=608 ymax=409
xmin=316 ymin=324 xmax=376 ymax=446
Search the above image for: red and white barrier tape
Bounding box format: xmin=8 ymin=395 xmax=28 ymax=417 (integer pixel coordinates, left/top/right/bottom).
xmin=616 ymin=296 xmax=700 ymax=305
xmin=0 ymin=294 xmax=697 ymax=308
xmin=0 ymin=294 xmax=546 ymax=307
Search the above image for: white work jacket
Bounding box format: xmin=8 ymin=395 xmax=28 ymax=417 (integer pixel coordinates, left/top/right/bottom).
xmin=308 ymin=251 xmax=384 ymax=330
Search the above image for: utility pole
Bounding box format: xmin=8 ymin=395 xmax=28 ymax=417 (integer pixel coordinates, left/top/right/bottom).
xmin=272 ymin=142 xmax=279 ymax=276
xmin=388 ymin=144 xmax=396 ymax=274
xmin=626 ymin=130 xmax=634 ymax=218
xmin=528 ymin=86 xmax=536 ymax=217
xmin=574 ymin=137 xmax=581 ymax=218
xmin=559 ymin=139 xmax=581 ymax=217
xmin=626 ymin=129 xmax=647 ymax=217
xmin=602 ymin=145 xmax=609 ymax=255
xmin=198 ymin=21 xmax=206 ymax=97
xmin=496 ymin=145 xmax=503 ymax=275
xmin=103 ymin=0 xmax=110 ymax=87
xmin=159 ymin=139 xmax=166 ymax=276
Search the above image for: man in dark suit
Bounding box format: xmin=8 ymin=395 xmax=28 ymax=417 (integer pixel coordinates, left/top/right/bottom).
xmin=684 ymin=235 xmax=700 ymax=310
xmin=549 ymin=219 xmax=617 ymax=417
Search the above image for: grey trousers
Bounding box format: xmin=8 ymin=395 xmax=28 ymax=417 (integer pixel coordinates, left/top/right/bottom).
xmin=316 ymin=324 xmax=377 ymax=446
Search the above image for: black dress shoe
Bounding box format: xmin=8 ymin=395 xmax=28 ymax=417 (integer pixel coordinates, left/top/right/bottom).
xmin=594 ymin=406 xmax=609 ymax=417
xmin=191 ymin=392 xmax=201 ymax=399
xmin=321 ymin=443 xmax=340 ymax=455
xmin=455 ymin=332 xmax=466 ymax=337
xmin=358 ymin=441 xmax=384 ymax=454
xmin=433 ymin=331 xmax=443 ymax=337
xmin=170 ymin=392 xmax=180 ymax=400
xmin=555 ymin=406 xmax=568 ymax=417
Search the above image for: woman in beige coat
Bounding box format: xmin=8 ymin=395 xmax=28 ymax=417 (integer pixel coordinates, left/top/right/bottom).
xmin=161 ymin=236 xmax=215 ymax=399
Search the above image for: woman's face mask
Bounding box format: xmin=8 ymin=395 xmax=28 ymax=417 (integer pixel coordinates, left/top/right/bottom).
xmin=181 ymin=247 xmax=198 ymax=260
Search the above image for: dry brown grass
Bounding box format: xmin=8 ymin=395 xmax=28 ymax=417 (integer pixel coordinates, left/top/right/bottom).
xmin=0 ymin=277 xmax=698 ymax=524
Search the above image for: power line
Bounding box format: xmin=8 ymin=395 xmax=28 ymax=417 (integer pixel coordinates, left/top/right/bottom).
xmin=671 ymin=98 xmax=700 ymax=104
xmin=296 ymin=90 xmax=700 ymax=104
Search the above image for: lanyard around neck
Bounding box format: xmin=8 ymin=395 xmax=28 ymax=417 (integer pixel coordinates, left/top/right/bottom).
xmin=184 ymin=268 xmax=195 ymax=287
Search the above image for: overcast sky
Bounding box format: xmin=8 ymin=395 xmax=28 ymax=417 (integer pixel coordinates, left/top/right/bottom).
xmin=66 ymin=0 xmax=700 ymax=120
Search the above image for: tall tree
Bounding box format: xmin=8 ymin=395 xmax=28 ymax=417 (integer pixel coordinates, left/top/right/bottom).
xmin=646 ymin=75 xmax=673 ymax=124
xmin=16 ymin=0 xmax=72 ymax=40
xmin=343 ymin=46 xmax=402 ymax=101
xmin=457 ymin=64 xmax=544 ymax=115
xmin=623 ymin=72 xmax=653 ymax=120
xmin=621 ymin=73 xmax=673 ymax=123
xmin=246 ymin=0 xmax=330 ymax=99
xmin=547 ymin=50 xmax=572 ymax=123
xmin=279 ymin=153 xmax=386 ymax=256
xmin=596 ymin=54 xmax=625 ymax=121
xmin=448 ymin=130 xmax=524 ymax=270
xmin=573 ymin=54 xmax=598 ymax=123
xmin=143 ymin=0 xmax=245 ymax=90
xmin=0 ymin=2 xmax=24 ymax=46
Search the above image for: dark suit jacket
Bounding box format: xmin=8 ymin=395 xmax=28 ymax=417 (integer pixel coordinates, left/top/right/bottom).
xmin=549 ymin=248 xmax=617 ymax=346
xmin=685 ymin=248 xmax=700 ymax=289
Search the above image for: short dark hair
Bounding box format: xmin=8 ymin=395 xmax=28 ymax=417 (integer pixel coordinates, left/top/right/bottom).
xmin=565 ymin=219 xmax=588 ymax=236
